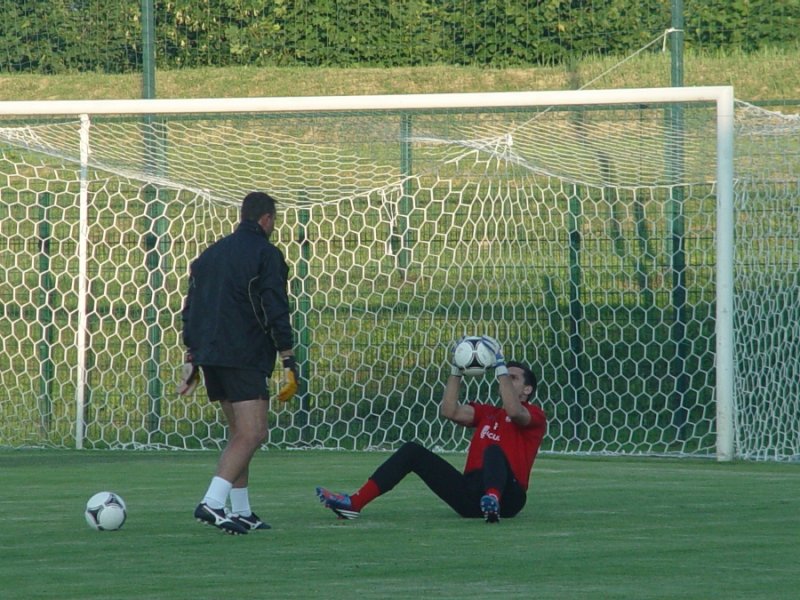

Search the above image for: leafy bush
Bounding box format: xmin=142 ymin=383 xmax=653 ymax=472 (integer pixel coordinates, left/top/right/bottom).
xmin=0 ymin=0 xmax=797 ymax=73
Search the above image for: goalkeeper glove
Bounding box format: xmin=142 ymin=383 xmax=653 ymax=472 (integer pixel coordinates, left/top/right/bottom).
xmin=449 ymin=337 xmax=465 ymax=377
xmin=177 ymin=352 xmax=200 ymax=396
xmin=277 ymin=354 xmax=299 ymax=402
xmin=480 ymin=336 xmax=508 ymax=377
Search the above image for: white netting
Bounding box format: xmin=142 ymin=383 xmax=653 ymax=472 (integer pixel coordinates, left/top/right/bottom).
xmin=0 ymin=94 xmax=796 ymax=459
xmin=732 ymin=101 xmax=800 ymax=460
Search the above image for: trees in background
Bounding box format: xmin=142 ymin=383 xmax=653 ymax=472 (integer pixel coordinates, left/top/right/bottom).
xmin=1 ymin=0 xmax=798 ymax=73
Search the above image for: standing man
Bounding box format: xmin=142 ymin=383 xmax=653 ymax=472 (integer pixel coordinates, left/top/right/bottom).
xmin=180 ymin=191 xmax=299 ymax=535
xmin=316 ymin=337 xmax=546 ymax=523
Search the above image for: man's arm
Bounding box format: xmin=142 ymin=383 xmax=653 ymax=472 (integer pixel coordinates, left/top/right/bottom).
xmin=180 ymin=268 xmax=195 ymax=349
xmin=259 ymin=247 xmax=299 ymax=402
xmin=482 ymin=336 xmax=531 ymax=427
xmin=440 ymin=374 xmax=475 ymax=427
xmin=260 ymin=248 xmax=294 ymax=351
xmin=497 ymin=373 xmax=531 ymax=426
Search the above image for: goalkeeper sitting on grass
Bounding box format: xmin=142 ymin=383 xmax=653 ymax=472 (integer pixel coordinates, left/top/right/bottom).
xmin=316 ymin=337 xmax=546 ymax=523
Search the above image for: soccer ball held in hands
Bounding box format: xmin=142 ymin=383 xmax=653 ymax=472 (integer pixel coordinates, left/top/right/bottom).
xmin=452 ymin=336 xmax=496 ymax=376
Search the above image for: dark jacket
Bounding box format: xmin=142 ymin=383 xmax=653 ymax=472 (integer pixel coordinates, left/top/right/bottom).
xmin=181 ymin=220 xmax=293 ymax=373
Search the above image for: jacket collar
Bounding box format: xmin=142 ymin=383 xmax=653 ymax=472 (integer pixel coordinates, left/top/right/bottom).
xmin=236 ymin=220 xmax=265 ymax=235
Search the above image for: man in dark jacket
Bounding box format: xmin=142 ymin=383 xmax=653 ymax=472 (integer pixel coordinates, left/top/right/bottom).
xmin=181 ymin=191 xmax=299 ymax=535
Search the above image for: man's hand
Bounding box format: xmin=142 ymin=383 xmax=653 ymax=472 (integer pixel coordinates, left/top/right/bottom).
xmin=449 ymin=337 xmax=465 ymax=377
xmin=480 ymin=335 xmax=508 ymax=376
xmin=177 ymin=352 xmax=200 ymax=396
xmin=277 ymin=355 xmax=299 ymax=402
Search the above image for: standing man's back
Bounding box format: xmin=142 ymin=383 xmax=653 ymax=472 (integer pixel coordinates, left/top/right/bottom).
xmin=181 ymin=191 xmax=299 ymax=535
xmin=184 ymin=211 xmax=292 ymax=374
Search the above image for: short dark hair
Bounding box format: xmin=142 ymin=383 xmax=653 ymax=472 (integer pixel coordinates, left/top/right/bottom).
xmin=241 ymin=191 xmax=276 ymax=222
xmin=507 ymin=360 xmax=537 ymax=400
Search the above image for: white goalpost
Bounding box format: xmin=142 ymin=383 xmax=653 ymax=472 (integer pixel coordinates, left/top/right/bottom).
xmin=1 ymin=86 xmax=793 ymax=461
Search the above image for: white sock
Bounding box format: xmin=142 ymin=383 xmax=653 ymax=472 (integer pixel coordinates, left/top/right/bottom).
xmin=202 ymin=476 xmax=232 ymax=510
xmin=229 ymin=487 xmax=251 ymax=517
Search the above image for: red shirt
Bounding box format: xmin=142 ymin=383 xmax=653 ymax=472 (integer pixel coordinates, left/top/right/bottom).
xmin=463 ymin=402 xmax=547 ymax=490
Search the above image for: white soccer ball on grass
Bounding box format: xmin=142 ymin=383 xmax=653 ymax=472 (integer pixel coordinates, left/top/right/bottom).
xmin=84 ymin=491 xmax=127 ymax=531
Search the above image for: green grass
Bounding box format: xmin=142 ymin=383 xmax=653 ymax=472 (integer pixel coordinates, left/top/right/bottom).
xmin=0 ymin=46 xmax=799 ymax=103
xmin=1 ymin=449 xmax=798 ymax=599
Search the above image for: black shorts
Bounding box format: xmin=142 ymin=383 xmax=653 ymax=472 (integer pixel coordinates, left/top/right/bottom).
xmin=201 ymin=366 xmax=270 ymax=402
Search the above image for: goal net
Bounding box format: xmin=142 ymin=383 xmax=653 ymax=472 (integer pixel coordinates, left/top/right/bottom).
xmin=0 ymin=88 xmax=795 ymax=460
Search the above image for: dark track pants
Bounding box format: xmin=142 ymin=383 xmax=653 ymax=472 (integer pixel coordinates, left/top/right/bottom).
xmin=369 ymin=441 xmax=527 ymax=518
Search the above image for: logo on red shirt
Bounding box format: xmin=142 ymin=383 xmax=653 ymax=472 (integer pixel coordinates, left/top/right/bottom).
xmin=480 ymin=422 xmax=501 ymax=442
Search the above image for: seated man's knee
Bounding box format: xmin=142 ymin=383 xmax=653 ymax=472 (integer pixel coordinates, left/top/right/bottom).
xmin=398 ymin=441 xmax=425 ymax=457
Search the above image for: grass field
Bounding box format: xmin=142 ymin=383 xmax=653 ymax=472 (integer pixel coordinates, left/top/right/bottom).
xmin=1 ymin=44 xmax=799 ymax=600
xmin=0 ymin=47 xmax=798 ymax=103
xmin=1 ymin=449 xmax=798 ymax=599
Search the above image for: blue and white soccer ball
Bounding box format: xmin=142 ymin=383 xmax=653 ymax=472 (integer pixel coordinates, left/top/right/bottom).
xmin=84 ymin=491 xmax=127 ymax=531
xmin=452 ymin=336 xmax=496 ymax=376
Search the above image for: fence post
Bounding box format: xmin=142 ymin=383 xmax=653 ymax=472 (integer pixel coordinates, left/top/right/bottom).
xmin=37 ymin=192 xmax=54 ymax=434
xmin=668 ymin=1 xmax=689 ymax=440
xmin=294 ymin=199 xmax=312 ymax=444
xmin=397 ymin=114 xmax=413 ymax=272
xmin=141 ymin=0 xmax=156 ymax=99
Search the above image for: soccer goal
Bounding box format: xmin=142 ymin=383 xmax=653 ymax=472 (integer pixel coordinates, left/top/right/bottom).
xmin=0 ymin=87 xmax=795 ymax=460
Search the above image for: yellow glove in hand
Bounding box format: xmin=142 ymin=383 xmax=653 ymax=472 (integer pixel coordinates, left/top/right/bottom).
xmin=177 ymin=352 xmax=200 ymax=396
xmin=277 ymin=355 xmax=299 ymax=402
